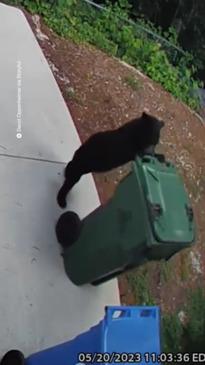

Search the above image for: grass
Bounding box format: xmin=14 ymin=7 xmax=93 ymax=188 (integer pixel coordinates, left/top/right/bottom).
xmin=162 ymin=312 xmax=184 ymax=353
xmin=127 ymin=265 xmax=155 ymax=305
xmin=162 ymin=287 xmax=205 ymax=353
xmin=66 ymin=86 xmax=75 ymax=97
xmin=123 ymin=75 xmax=141 ymax=91
xmin=189 ymin=180 xmax=199 ymax=200
xmin=66 ymin=86 xmax=83 ymax=104
xmin=159 ymin=260 xmax=173 ymax=284
xmin=179 ymin=251 xmax=191 ymax=282
xmin=183 ymin=288 xmax=205 ymax=352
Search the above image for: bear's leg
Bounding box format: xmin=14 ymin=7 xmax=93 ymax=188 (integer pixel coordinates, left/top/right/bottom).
xmin=64 ymin=160 xmax=73 ymax=179
xmin=57 ymin=167 xmax=82 ymax=208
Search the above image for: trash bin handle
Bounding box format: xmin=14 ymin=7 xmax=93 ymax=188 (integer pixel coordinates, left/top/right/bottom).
xmin=105 ymin=306 xmax=131 ymax=323
xmin=105 ymin=306 xmax=160 ymax=323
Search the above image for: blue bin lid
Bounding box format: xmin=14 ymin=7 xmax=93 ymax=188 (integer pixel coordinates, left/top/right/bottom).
xmin=102 ymin=306 xmax=161 ymax=364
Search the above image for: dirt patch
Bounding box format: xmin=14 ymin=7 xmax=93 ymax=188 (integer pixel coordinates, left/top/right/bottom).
xmin=24 ymin=9 xmax=205 ymax=313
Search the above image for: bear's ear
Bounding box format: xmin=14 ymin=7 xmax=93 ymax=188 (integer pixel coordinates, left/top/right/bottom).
xmin=142 ymin=111 xmax=149 ymax=118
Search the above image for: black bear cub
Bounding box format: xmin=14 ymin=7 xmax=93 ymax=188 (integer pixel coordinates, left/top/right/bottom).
xmin=57 ymin=112 xmax=164 ymax=208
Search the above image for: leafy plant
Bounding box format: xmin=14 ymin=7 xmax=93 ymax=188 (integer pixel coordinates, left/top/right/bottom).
xmin=7 ymin=0 xmax=202 ymax=109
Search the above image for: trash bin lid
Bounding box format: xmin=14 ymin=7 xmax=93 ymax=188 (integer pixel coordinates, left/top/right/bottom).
xmin=134 ymin=156 xmax=195 ymax=244
xmin=103 ymin=306 xmax=161 ymax=362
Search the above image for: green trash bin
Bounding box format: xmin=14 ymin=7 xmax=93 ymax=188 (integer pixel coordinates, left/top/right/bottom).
xmin=59 ymin=153 xmax=196 ymax=286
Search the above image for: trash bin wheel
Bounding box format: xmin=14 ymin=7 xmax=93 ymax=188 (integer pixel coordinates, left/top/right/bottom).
xmin=55 ymin=211 xmax=82 ymax=248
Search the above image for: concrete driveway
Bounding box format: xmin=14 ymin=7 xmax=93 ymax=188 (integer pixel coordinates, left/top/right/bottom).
xmin=0 ymin=3 xmax=119 ymax=357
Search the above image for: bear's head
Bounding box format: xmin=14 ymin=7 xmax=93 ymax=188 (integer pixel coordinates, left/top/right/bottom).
xmin=136 ymin=112 xmax=165 ymax=152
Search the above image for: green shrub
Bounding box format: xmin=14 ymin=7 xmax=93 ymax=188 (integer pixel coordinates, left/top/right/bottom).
xmin=7 ymin=0 xmax=202 ymax=109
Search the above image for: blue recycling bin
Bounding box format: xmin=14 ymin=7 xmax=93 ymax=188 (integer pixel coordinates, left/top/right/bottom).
xmin=26 ymin=306 xmax=161 ymax=365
